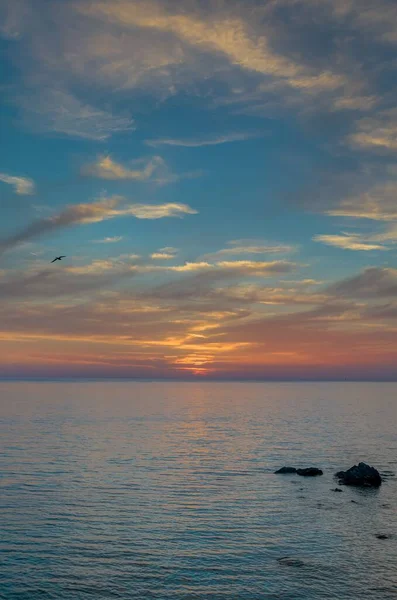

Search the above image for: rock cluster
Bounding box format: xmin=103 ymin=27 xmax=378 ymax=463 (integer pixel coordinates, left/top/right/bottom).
xmin=275 ymin=461 xmax=384 ymax=487
xmin=274 ymin=466 xmax=322 ymax=476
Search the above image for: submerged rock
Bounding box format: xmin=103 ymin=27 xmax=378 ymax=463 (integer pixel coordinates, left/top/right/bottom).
xmin=376 ymin=534 xmax=390 ymax=540
xmin=332 ymin=487 xmax=343 ymax=492
xmin=296 ymin=468 xmax=323 ymax=477
xmin=274 ymin=467 xmax=297 ymax=474
xmin=336 ymin=462 xmax=382 ymax=487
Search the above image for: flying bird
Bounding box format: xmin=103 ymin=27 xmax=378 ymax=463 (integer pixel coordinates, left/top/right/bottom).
xmin=51 ymin=255 xmax=66 ymax=263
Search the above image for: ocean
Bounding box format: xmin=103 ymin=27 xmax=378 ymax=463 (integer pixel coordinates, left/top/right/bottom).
xmin=0 ymin=381 xmax=396 ymax=599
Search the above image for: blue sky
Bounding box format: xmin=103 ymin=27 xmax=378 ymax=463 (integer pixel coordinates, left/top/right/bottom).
xmin=0 ymin=0 xmax=397 ymax=379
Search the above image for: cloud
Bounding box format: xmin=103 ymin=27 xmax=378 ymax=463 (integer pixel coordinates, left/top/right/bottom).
xmin=82 ymin=155 xmax=165 ymax=180
xmin=266 ymin=0 xmax=397 ymax=46
xmin=2 ymin=0 xmax=388 ymax=145
xmin=65 ymin=259 xmax=132 ymax=276
xmin=151 ymin=252 xmax=176 ymax=260
xmin=150 ymin=247 xmax=178 ymax=259
xmin=0 ymin=264 xmax=137 ymax=300
xmin=81 ymin=1 xmax=345 ymax=94
xmin=327 ymin=182 xmax=397 ymax=221
xmin=159 ymin=259 xmax=296 ymax=275
xmin=0 ymin=172 xmax=35 ymax=195
xmin=313 ymin=233 xmax=388 ymax=251
xmin=327 ymin=267 xmax=397 ymax=298
xmin=3 ymin=252 xmax=397 ymax=379
xmin=82 ymin=154 xmax=203 ymax=186
xmin=348 ymin=109 xmax=397 ymax=152
xmin=321 ymin=0 xmax=397 ymax=45
xmin=0 ymin=197 xmax=197 ymax=254
xmin=201 ymin=242 xmax=294 ymax=261
xmin=145 ymin=132 xmax=259 ymax=147
xmin=142 ymin=260 xmax=297 ymax=303
xmin=123 ymin=203 xmax=197 ymax=219
xmin=151 ymin=246 xmax=178 ymax=260
xmin=93 ymin=236 xmax=123 ymax=243
xmin=18 ymin=88 xmax=135 ymax=141
xmin=211 ymin=282 xmax=327 ymax=307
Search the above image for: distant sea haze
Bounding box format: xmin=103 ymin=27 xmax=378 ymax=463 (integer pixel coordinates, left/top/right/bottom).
xmin=1 ymin=381 xmax=396 ymax=599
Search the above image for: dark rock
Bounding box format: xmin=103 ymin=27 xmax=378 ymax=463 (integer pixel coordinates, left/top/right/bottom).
xmin=350 ymin=500 xmax=359 ymax=504
xmin=336 ymin=462 xmax=382 ymax=487
xmin=332 ymin=488 xmax=343 ymax=492
xmin=376 ymin=534 xmax=390 ymax=540
xmin=274 ymin=467 xmax=297 ymax=474
xmin=296 ymin=468 xmax=323 ymax=477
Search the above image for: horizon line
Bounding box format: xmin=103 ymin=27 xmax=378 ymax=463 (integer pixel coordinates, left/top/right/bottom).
xmin=1 ymin=377 xmax=397 ymax=383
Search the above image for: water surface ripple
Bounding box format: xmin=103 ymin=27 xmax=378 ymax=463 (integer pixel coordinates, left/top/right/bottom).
xmin=0 ymin=382 xmax=396 ymax=599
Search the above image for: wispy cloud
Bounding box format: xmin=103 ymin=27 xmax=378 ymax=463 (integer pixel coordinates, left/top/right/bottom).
xmin=125 ymin=203 xmax=197 ymax=219
xmin=151 ymin=247 xmax=178 ymax=260
xmin=201 ymin=242 xmax=294 ymax=261
xmin=0 ymin=197 xmax=197 ymax=254
xmin=82 ymin=154 xmax=202 ymax=185
xmin=327 ymin=267 xmax=397 ymax=299
xmin=18 ymin=88 xmax=135 ymax=141
xmin=81 ymin=1 xmax=345 ymax=95
xmin=141 ymin=259 xmax=296 ymax=276
xmin=145 ymin=132 xmax=259 ymax=148
xmin=306 ymin=0 xmax=397 ymax=45
xmin=82 ymin=155 xmax=164 ymax=180
xmin=313 ymin=233 xmax=389 ymax=251
xmin=348 ymin=108 xmax=397 ymax=152
xmin=143 ymin=261 xmax=298 ymax=302
xmin=93 ymin=236 xmax=124 ymax=244
xmin=327 ymin=182 xmax=397 ymax=221
xmin=0 ymin=172 xmax=35 ymax=195
xmin=2 ymin=0 xmax=389 ymax=143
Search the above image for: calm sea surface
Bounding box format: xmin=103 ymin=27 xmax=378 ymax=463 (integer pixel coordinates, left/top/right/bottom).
xmin=0 ymin=381 xmax=396 ymax=599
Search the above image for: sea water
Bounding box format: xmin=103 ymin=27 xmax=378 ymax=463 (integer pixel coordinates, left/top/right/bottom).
xmin=0 ymin=381 xmax=396 ymax=599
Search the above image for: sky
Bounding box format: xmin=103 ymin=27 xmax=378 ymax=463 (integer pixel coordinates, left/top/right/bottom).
xmin=0 ymin=0 xmax=397 ymax=380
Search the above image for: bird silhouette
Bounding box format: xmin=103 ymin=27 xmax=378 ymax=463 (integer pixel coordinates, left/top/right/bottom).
xmin=51 ymin=256 xmax=66 ymax=263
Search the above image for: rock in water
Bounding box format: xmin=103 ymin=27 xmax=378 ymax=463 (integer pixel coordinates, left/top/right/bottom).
xmin=376 ymin=534 xmax=390 ymax=540
xmin=296 ymin=468 xmax=323 ymax=476
xmin=274 ymin=467 xmax=297 ymax=474
xmin=332 ymin=488 xmax=343 ymax=492
xmin=336 ymin=462 xmax=382 ymax=487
